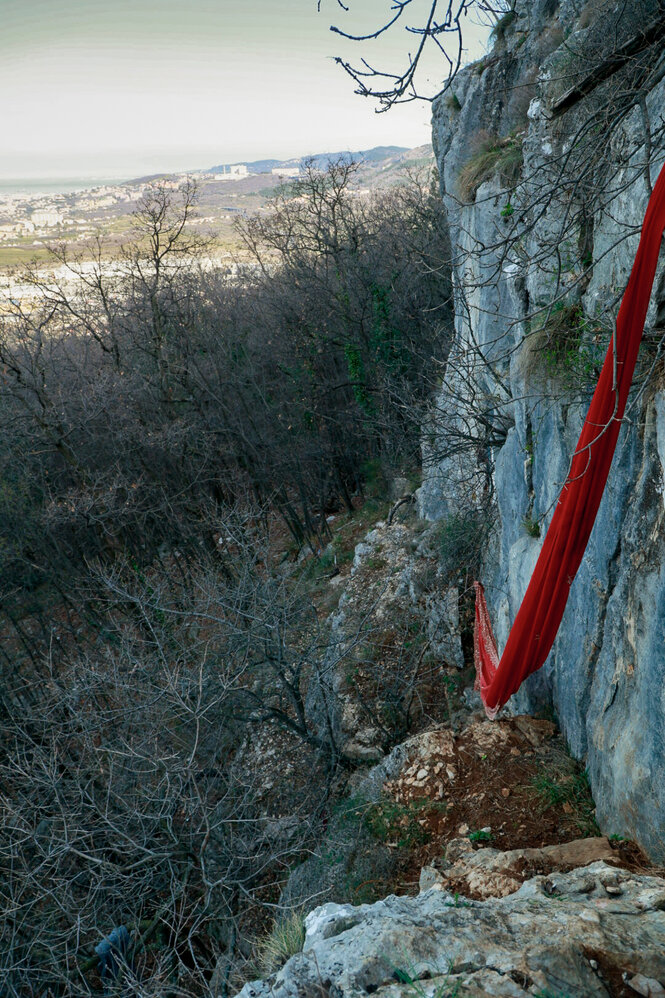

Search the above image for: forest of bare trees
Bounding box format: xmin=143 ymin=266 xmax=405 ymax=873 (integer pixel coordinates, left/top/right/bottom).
xmin=0 ymin=161 xmax=453 ymax=994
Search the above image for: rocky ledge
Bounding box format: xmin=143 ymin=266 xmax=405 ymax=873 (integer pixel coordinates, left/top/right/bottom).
xmin=238 ymin=858 xmax=665 ymax=998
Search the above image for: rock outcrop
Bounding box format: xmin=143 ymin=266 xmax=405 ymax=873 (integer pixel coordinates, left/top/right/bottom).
xmin=279 ymin=709 xmax=604 ymax=916
xmin=419 ymin=835 xmax=619 ymax=899
xmin=420 ymin=0 xmax=665 ymax=859
xmin=239 ymin=861 xmax=665 ymax=998
xmin=306 ymin=518 xmax=463 ymax=762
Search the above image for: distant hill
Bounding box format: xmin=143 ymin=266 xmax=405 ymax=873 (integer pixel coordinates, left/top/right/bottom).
xmin=123 ymin=172 xmax=177 ymax=185
xmin=210 ymin=159 xmax=286 ymax=175
xmin=208 ymin=146 xmax=411 ymax=175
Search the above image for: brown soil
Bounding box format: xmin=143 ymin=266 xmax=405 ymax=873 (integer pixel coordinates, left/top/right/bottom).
xmin=375 ymin=714 xmax=655 ymax=895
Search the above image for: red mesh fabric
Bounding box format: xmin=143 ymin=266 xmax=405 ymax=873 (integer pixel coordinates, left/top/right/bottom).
xmin=474 ymin=160 xmax=665 ymax=717
xmin=473 ymin=581 xmax=500 ymax=719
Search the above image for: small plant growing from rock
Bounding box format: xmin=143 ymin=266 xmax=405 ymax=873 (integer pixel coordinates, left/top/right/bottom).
xmin=468 ymin=827 xmax=493 ymax=843
xmin=523 ymin=515 xmax=541 ymax=539
xmin=254 ymin=912 xmax=306 ymax=975
xmin=443 ymin=893 xmax=471 ymax=910
xmin=393 ymin=960 xmax=461 ymax=998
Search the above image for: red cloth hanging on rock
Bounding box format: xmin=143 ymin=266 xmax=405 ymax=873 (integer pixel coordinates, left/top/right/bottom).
xmin=474 ymin=160 xmax=665 ymax=717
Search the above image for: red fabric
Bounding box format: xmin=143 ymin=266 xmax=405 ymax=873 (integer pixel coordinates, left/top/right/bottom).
xmin=475 ymin=160 xmax=665 ymax=716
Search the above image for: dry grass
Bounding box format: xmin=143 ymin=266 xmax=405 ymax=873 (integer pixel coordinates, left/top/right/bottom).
xmin=490 ymin=8 xmax=517 ymax=43
xmin=578 ymin=0 xmax=614 ymax=29
xmin=542 ymin=23 xmax=564 ymax=51
xmin=254 ymin=911 xmax=306 ymax=976
xmin=517 ymin=302 xmax=609 ymax=389
xmin=457 ymin=131 xmax=523 ymax=203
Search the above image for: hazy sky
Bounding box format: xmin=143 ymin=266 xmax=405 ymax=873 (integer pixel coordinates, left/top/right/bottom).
xmin=0 ymin=0 xmax=491 ymax=179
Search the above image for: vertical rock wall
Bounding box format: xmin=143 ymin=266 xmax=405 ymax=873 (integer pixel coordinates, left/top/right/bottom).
xmin=422 ymin=0 xmax=665 ymax=858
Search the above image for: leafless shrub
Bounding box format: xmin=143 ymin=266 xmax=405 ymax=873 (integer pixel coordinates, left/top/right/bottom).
xmin=0 ymin=518 xmax=340 ymax=994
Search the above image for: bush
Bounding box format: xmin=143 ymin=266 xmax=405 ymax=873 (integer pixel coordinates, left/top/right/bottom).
xmin=436 ymin=510 xmax=490 ymax=583
xmin=523 ymin=515 xmax=541 ymax=539
xmin=0 ymin=530 xmax=335 ymax=992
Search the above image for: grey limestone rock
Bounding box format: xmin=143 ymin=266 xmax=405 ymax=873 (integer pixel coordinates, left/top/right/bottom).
xmin=237 ymin=862 xmax=665 ymax=998
xmin=422 ymin=0 xmax=665 ymax=859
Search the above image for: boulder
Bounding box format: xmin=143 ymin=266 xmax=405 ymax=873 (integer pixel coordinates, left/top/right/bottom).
xmin=420 ymin=836 xmax=619 ymax=899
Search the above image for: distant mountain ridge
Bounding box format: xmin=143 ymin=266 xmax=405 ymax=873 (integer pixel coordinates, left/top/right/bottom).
xmin=208 ymin=146 xmax=410 ymax=175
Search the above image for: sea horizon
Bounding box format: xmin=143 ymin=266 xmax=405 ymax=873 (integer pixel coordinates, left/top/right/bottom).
xmin=0 ymin=176 xmax=135 ymax=196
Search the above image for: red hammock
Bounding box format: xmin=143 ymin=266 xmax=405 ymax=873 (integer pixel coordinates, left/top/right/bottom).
xmin=475 ymin=160 xmax=665 ymax=717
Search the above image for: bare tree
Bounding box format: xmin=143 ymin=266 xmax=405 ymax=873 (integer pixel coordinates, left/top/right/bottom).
xmin=0 ymin=166 xmax=457 ymax=992
xmin=321 ymin=0 xmax=511 ymax=109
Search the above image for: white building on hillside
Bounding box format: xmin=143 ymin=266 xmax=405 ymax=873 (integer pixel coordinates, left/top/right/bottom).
xmin=213 ymin=164 xmax=249 ymax=180
xmin=31 ymin=210 xmax=63 ymax=227
xmin=271 ymin=167 xmax=300 ymax=178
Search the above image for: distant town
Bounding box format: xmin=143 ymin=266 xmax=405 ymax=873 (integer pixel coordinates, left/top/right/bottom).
xmin=0 ymin=181 xmax=145 ymax=243
xmin=0 ymin=160 xmax=310 ymax=261
xmin=0 ymin=145 xmax=433 ymax=307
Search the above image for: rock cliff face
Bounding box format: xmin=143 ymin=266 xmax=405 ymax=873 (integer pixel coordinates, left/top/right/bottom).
xmin=306 ymin=517 xmax=464 ymax=765
xmin=420 ymin=0 xmax=665 ymax=858
xmin=227 ymin=11 xmax=665 ymax=996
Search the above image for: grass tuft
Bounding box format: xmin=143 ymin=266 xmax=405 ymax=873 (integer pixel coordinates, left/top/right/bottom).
xmin=364 ymin=797 xmax=446 ymax=849
xmin=457 ymin=132 xmax=523 ymax=203
xmin=254 ymin=911 xmax=306 ymax=976
xmin=530 ymin=768 xmax=600 ymax=837
xmin=491 ymin=9 xmax=517 ymax=42
xmin=534 ymin=302 xmax=608 ymax=386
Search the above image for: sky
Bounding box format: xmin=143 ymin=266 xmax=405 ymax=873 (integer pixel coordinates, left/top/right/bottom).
xmin=0 ymin=0 xmax=492 ymax=180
